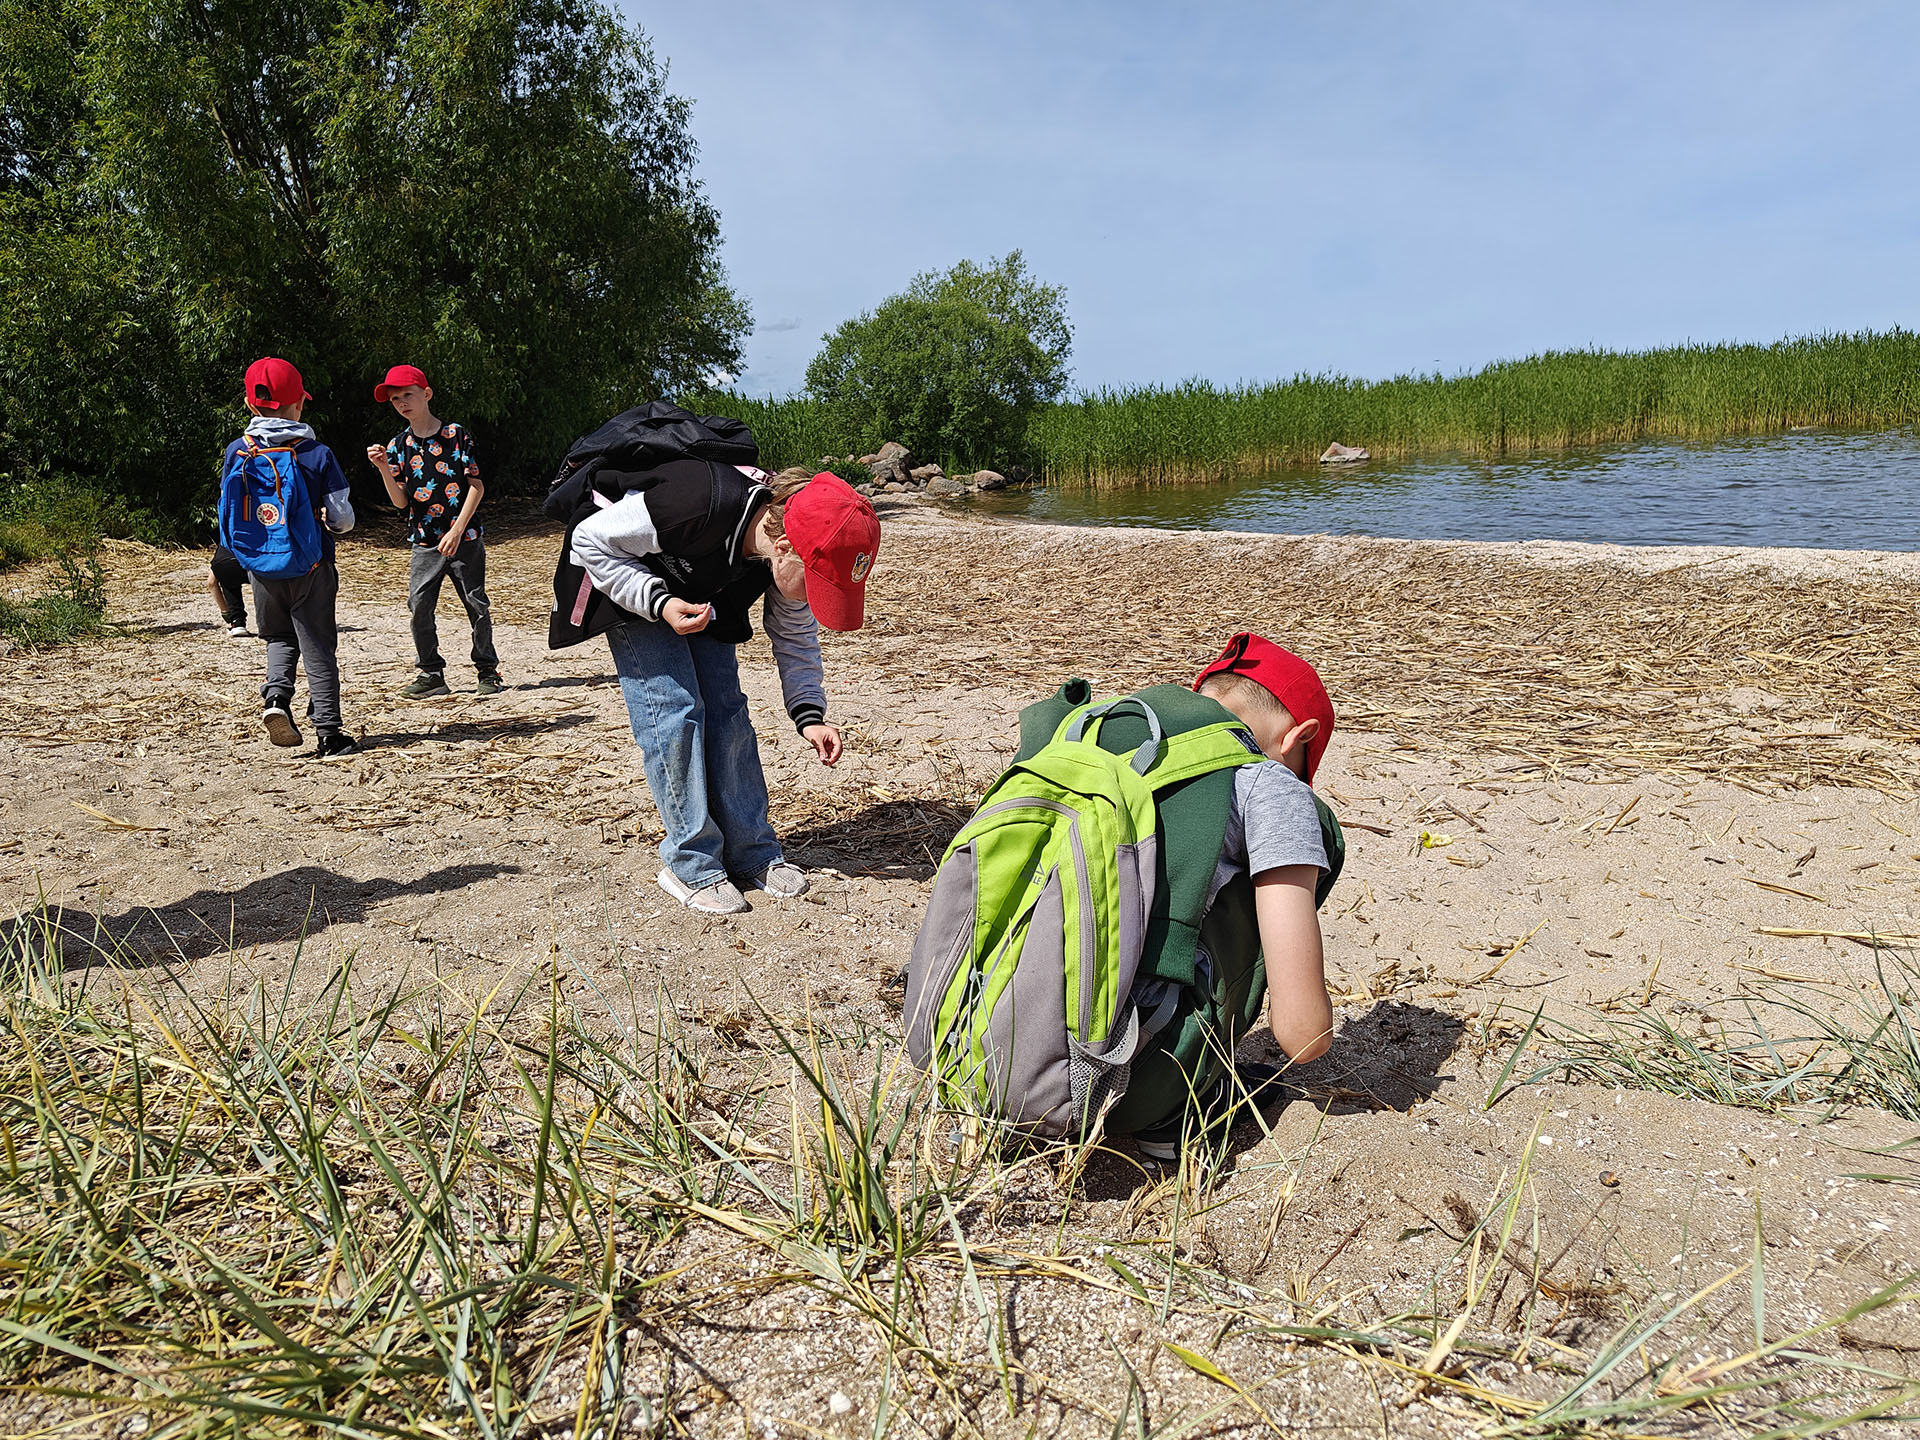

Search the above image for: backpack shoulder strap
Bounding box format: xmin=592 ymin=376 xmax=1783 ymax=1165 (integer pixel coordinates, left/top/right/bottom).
xmin=1015 ymin=678 xmax=1094 ymax=762
xmin=1313 ymin=793 xmax=1346 ymax=907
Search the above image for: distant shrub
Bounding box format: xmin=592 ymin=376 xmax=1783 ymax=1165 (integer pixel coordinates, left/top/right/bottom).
xmin=803 ymin=252 xmax=1071 ymax=469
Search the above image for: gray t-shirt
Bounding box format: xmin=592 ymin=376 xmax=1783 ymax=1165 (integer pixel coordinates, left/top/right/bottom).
xmin=1205 ymin=760 xmax=1328 ymax=913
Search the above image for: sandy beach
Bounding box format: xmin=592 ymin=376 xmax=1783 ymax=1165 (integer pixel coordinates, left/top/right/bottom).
xmin=4 ymin=498 xmax=1917 ymax=1435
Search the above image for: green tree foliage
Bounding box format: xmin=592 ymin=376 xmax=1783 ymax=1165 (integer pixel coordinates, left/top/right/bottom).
xmin=803 ymin=252 xmax=1070 ymax=467
xmin=0 ymin=0 xmax=747 ymax=528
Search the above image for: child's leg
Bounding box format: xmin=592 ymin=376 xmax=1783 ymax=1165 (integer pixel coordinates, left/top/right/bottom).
xmin=687 ymin=633 xmax=782 ymax=877
xmin=209 ymin=545 xmax=247 ymax=626
xmin=288 ymin=563 xmax=342 ymax=732
xmin=407 ymin=545 xmax=449 ymax=675
xmin=446 ymin=537 xmax=498 ymax=674
xmin=605 ymin=620 xmax=729 ymax=889
xmin=251 ymin=575 xmax=299 ymax=706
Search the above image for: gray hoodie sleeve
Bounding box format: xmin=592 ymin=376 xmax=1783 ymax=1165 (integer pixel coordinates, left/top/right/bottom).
xmin=313 ymin=447 xmax=354 ymax=533
xmin=763 ymin=587 xmax=827 ymax=733
xmin=568 ymin=492 xmax=671 ymax=622
xmin=324 ymin=486 xmax=355 ymax=534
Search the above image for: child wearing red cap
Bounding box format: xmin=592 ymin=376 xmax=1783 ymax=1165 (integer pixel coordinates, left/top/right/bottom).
xmin=364 ymin=365 xmax=501 ymax=698
xmin=569 ymin=461 xmax=880 ymax=914
xmin=221 ymin=356 xmax=359 ymax=758
xmin=1129 ymin=633 xmax=1339 ymax=1160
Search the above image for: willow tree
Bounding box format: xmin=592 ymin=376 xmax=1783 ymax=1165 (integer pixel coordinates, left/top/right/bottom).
xmin=805 ymin=252 xmax=1071 ymax=469
xmin=0 ymin=0 xmax=747 ymax=523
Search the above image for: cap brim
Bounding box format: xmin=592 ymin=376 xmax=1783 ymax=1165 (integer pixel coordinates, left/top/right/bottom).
xmin=374 ymin=385 xmax=396 ymax=402
xmin=804 ymin=570 xmax=866 ymax=631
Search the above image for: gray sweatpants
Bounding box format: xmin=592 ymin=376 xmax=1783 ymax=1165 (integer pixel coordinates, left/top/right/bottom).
xmin=408 ymin=538 xmax=497 ymax=675
xmin=252 ymin=562 xmax=341 ymax=731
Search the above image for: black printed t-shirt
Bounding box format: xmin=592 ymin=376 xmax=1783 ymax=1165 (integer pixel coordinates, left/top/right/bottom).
xmin=386 ymin=422 xmax=482 ymax=547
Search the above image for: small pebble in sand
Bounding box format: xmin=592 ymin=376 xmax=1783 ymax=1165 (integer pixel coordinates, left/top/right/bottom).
xmin=829 ymin=1392 xmax=853 ymax=1415
xmin=1599 ymin=1170 xmax=1621 ymax=1187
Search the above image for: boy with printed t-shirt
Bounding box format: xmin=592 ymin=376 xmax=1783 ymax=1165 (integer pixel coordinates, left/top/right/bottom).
xmin=220 ymin=356 xmax=359 ymax=758
xmin=364 ymin=364 xmax=502 ymax=697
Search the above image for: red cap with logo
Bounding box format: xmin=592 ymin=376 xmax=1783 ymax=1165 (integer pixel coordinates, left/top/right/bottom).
xmin=782 ymin=474 xmax=880 ymax=631
xmin=244 ymin=356 xmax=311 ymax=411
xmin=1193 ymin=633 xmax=1337 ymax=781
xmin=374 ymin=364 xmax=430 ymax=403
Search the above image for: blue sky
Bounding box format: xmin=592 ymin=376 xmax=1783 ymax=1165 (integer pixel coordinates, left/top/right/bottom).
xmin=627 ymin=2 xmax=1920 ymax=397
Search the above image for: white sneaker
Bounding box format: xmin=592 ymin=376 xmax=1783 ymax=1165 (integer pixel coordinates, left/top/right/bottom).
xmin=656 ymin=868 xmax=749 ymax=915
xmin=226 ymin=622 xmax=249 ymax=638
xmin=748 ymin=861 xmax=810 ymax=899
xmin=262 ymin=702 xmax=301 ymax=748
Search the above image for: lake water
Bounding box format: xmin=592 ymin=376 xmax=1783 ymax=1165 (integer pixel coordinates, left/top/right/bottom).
xmin=971 ymin=429 xmax=1920 ymax=550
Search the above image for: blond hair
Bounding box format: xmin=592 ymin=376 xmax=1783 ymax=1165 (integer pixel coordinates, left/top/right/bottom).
xmin=1199 ymin=670 xmax=1289 ymax=722
xmin=761 ymin=466 xmax=816 ymax=541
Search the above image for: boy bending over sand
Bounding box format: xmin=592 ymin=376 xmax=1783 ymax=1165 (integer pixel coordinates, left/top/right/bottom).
xmin=1117 ymin=633 xmax=1339 ymax=1158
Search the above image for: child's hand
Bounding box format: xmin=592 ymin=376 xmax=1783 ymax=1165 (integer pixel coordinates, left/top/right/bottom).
xmin=436 ymin=529 xmax=463 ymax=557
xmin=801 ymin=723 xmax=843 ymax=766
xmin=365 ymin=444 xmax=396 ymax=478
xmin=663 ymin=598 xmax=711 ymax=635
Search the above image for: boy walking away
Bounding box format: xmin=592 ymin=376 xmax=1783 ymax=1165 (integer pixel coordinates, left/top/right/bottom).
xmin=904 ymin=634 xmax=1343 ymax=1163
xmin=364 ymin=365 xmax=500 ymax=698
xmin=217 ymin=356 xmax=359 ymax=758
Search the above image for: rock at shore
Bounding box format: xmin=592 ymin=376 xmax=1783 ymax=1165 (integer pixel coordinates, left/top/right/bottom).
xmin=860 ymin=441 xmax=913 ymax=488
xmin=925 ymin=476 xmax=966 ymax=497
xmin=910 ymin=463 xmax=944 ymax=482
xmin=1320 ymin=442 xmax=1371 ymax=464
xmin=972 ymin=469 xmax=1008 ymax=490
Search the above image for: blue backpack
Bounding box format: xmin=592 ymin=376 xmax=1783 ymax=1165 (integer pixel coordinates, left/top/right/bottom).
xmin=219 ymin=438 xmax=324 ymax=578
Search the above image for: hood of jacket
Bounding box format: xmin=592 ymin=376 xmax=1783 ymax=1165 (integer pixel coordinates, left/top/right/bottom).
xmin=244 ymin=417 xmax=316 ymax=447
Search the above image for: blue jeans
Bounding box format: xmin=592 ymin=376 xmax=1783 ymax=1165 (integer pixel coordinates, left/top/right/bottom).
xmin=606 ymin=620 xmax=783 ymax=889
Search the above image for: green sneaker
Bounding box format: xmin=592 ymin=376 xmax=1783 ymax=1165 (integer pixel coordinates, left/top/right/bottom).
xmin=401 ymin=671 xmax=450 ymax=699
xmin=475 ymin=672 xmax=504 ymax=697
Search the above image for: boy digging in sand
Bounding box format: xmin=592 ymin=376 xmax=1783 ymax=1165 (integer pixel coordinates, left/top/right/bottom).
xmin=365 ymin=365 xmax=502 ymax=698
xmin=905 ymin=633 xmax=1341 ymax=1162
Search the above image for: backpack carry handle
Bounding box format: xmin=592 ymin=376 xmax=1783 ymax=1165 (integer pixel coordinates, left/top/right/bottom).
xmin=1065 ymin=697 xmax=1165 ymax=775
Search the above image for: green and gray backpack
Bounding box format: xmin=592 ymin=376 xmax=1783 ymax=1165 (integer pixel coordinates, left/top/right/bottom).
xmin=905 ymin=681 xmax=1344 ymax=1140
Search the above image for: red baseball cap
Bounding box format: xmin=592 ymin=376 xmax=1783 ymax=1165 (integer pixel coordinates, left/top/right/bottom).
xmin=374 ymin=364 xmax=430 ymax=402
xmin=1194 ymin=633 xmax=1337 ymax=781
xmin=782 ymin=474 xmax=880 ymax=631
xmin=243 ymin=356 xmax=311 ymax=411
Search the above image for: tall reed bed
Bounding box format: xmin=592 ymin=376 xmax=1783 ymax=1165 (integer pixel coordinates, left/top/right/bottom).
xmin=676 ymin=389 xmax=850 ymax=472
xmin=691 ymin=330 xmax=1920 ymax=483
xmin=1028 ymin=330 xmax=1920 ymax=484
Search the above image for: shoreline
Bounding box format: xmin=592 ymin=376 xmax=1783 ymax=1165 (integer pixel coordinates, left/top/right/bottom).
xmin=932 ymin=497 xmax=1920 ymax=582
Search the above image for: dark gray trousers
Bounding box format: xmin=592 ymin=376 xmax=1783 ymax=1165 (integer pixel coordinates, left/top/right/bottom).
xmin=252 ymin=562 xmax=341 ymax=731
xmin=408 ymin=538 xmax=497 ymax=675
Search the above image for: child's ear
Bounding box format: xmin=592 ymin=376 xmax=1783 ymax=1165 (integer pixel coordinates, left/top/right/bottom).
xmin=1278 ymin=716 xmax=1319 ymax=775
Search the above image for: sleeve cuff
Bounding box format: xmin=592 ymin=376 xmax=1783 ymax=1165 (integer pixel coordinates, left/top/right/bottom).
xmin=790 ymin=704 xmax=825 ymax=735
xmin=642 ymin=581 xmax=669 ymax=622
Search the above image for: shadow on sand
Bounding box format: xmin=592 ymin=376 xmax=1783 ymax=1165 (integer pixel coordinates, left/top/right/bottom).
xmin=783 ymin=797 xmax=975 ymax=880
xmin=360 ymin=711 xmax=596 ymax=751
xmin=1077 ymin=1001 xmax=1468 ymax=1199
xmin=6 ymin=862 xmax=522 ymax=971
